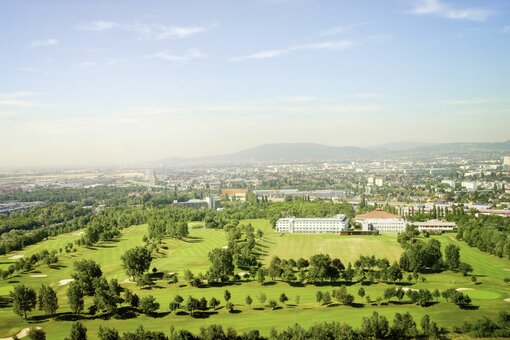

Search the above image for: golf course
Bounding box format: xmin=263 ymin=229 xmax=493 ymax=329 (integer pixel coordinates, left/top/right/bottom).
xmin=0 ymin=219 xmax=509 ymax=339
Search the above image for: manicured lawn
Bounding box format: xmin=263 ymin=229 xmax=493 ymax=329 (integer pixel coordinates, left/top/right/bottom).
xmin=0 ymin=220 xmax=509 ymax=339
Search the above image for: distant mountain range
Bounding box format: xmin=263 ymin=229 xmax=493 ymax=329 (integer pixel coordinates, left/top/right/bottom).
xmin=150 ymin=140 xmax=510 ymax=166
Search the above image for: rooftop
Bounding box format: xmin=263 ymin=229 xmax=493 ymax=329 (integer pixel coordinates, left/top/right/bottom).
xmin=356 ymin=209 xmax=402 ymax=220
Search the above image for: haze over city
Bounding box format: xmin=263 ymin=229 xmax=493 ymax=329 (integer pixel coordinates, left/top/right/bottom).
xmin=1 ymin=0 xmax=510 ymax=167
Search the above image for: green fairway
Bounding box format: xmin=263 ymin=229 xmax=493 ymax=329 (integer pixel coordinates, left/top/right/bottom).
xmin=0 ymin=219 xmax=509 ymax=339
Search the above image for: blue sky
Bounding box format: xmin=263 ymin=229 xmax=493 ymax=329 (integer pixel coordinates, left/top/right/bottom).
xmin=1 ymin=0 xmax=509 ymax=167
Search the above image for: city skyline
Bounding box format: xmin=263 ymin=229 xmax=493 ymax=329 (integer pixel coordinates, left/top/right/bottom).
xmin=1 ymin=0 xmax=510 ymax=167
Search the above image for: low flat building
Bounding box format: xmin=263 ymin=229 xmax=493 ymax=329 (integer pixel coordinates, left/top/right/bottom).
xmin=413 ymin=220 xmax=457 ymax=232
xmin=356 ymin=209 xmax=407 ymax=234
xmin=221 ymin=189 xmax=248 ymax=201
xmin=172 ymin=196 xmax=220 ymax=210
xmin=276 ymin=215 xmax=349 ymax=234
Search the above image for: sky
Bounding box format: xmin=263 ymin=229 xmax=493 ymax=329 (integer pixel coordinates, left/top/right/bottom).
xmin=1 ymin=0 xmax=510 ymax=168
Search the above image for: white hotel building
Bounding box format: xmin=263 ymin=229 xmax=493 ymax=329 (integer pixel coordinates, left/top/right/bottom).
xmin=356 ymin=209 xmax=407 ymax=234
xmin=276 ymin=215 xmax=349 ymax=234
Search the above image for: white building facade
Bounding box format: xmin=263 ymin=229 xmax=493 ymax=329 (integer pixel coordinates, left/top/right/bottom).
xmin=276 ymin=215 xmax=349 ymax=234
xmin=413 ymin=220 xmax=457 ymax=232
xmin=356 ymin=209 xmax=407 ymax=234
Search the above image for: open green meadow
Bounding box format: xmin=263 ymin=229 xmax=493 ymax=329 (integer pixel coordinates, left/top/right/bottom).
xmin=0 ymin=219 xmax=509 ymax=339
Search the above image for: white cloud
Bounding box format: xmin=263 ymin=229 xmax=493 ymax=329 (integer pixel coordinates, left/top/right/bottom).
xmin=412 ymin=0 xmax=495 ymax=21
xmin=145 ymin=49 xmax=206 ymax=62
xmin=319 ymin=23 xmax=369 ymax=36
xmin=18 ymin=67 xmax=41 ymax=73
xmin=29 ymin=38 xmax=58 ymax=48
xmin=412 ymin=0 xmax=495 ymax=22
xmin=76 ymin=20 xmax=215 ymax=40
xmin=503 ymin=25 xmax=510 ymax=33
xmin=230 ymin=40 xmax=357 ymax=61
xmin=126 ymin=22 xmax=214 ymax=40
xmin=76 ymin=21 xmax=116 ymax=31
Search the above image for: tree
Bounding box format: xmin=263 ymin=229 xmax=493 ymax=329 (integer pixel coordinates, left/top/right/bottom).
xmin=307 ymin=254 xmax=333 ymax=283
xmin=258 ymin=292 xmax=267 ymax=306
xmin=420 ymin=314 xmax=439 ymax=338
xmin=316 ymin=291 xmax=324 ymax=304
xmin=27 ymin=327 xmax=46 ymax=340
xmin=67 ymin=281 xmax=84 ymax=314
xmin=268 ymin=256 xmax=283 ymax=280
xmin=361 ymin=312 xmax=390 ymax=339
xmin=444 ymin=244 xmax=461 ymax=270
xmin=207 ymin=248 xmax=234 ymax=282
xmin=121 ymin=247 xmax=152 ymax=280
xmin=186 ymin=296 xmax=199 ymax=317
xmin=67 ymin=322 xmax=87 ymax=340
xmin=139 ymin=295 xmax=160 ymax=314
xmin=387 ymin=262 xmax=403 ymax=283
xmin=72 ymin=259 xmax=102 ymax=296
xmin=224 ymin=289 xmax=231 ymax=302
xmin=198 ymin=297 xmax=208 ymax=312
xmin=451 ymin=292 xmax=471 ymax=307
xmin=225 ymin=301 xmax=235 ymax=312
xmin=433 ymin=289 xmax=440 ymax=302
xmin=459 ymin=262 xmax=473 ymax=276
xmin=123 ymin=325 xmax=167 ymax=340
xmin=11 ymin=285 xmax=37 ymax=320
xmin=391 ymin=312 xmax=417 ymax=339
xmin=358 ymin=287 xmax=366 ymax=299
xmin=136 ymin=273 xmax=153 ymax=288
xmin=256 ymin=268 xmax=266 ymax=284
xmin=279 ymin=293 xmax=289 ymax=305
xmin=98 ymin=326 xmax=119 ymax=340
xmin=268 ymin=299 xmax=278 ymax=310
xmin=332 ymin=286 xmax=354 ymax=305
xmin=417 ymin=289 xmax=433 ymax=307
xmin=93 ymin=278 xmax=121 ymax=315
xmin=38 ymin=285 xmax=58 ymax=316
xmin=208 ymin=297 xmax=220 ymax=310
xmin=245 ymin=295 xmax=253 ymax=308
xmin=322 ymin=291 xmax=331 ymax=305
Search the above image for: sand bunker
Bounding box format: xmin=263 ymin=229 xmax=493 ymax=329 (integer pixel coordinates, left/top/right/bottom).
xmin=401 ymin=288 xmax=418 ymax=292
xmin=237 ymin=271 xmax=249 ymax=277
xmin=222 ymin=245 xmax=228 ymax=249
xmin=30 ymin=274 xmax=48 ymax=278
xmin=504 ymin=269 xmax=510 ymax=272
xmin=456 ymin=288 xmax=474 ymax=291
xmin=8 ymin=254 xmax=24 ymax=260
xmin=504 ymin=298 xmax=510 ymax=303
xmin=0 ymin=327 xmax=42 ymax=340
xmin=58 ymin=279 xmax=74 ymax=286
xmin=167 ymin=272 xmax=176 ymax=276
xmin=73 ymin=231 xmax=85 ymax=236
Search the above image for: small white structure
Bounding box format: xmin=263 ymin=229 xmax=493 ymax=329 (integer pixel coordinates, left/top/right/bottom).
xmin=441 ymin=179 xmax=455 ymax=188
xmin=461 ymin=181 xmax=478 ymax=191
xmin=356 ymin=209 xmax=406 ymax=234
xmin=413 ymin=220 xmax=457 ymax=232
xmin=375 ymin=178 xmax=384 ymax=187
xmin=276 ymin=215 xmax=349 ymax=234
xmin=503 ymin=155 xmax=510 ymax=167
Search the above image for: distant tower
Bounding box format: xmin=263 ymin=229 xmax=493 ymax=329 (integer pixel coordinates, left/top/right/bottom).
xmin=504 ymin=156 xmax=510 ymax=167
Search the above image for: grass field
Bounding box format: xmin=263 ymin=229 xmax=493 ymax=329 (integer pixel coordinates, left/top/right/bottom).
xmin=0 ymin=219 xmax=509 ymax=339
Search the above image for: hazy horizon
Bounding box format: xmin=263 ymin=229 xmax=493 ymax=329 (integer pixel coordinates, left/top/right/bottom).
xmin=2 ymin=0 xmax=510 ymax=167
